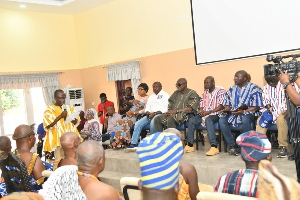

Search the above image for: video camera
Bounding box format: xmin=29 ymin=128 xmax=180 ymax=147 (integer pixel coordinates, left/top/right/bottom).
xmin=264 ymin=53 xmax=300 ymax=82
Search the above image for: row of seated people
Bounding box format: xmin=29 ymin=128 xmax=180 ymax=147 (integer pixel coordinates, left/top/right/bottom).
xmin=100 ymin=70 xmax=294 ymax=160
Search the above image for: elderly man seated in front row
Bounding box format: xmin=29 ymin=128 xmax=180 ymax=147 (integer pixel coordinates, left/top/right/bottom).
xmin=39 ymin=140 xmax=120 ymax=200
xmin=0 ymin=125 xmax=53 ymax=197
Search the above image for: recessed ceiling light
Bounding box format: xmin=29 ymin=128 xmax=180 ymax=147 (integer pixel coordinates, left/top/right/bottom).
xmin=19 ymin=4 xmax=26 ymax=8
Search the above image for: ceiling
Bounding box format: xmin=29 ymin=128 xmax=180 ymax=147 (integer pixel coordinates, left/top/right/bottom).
xmin=0 ymin=0 xmax=115 ymax=14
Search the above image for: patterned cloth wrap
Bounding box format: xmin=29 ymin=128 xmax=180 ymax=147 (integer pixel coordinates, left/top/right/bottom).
xmin=0 ymin=154 xmax=53 ymax=197
xmin=236 ymin=131 xmax=271 ymax=162
xmin=136 ymin=132 xmax=183 ymax=190
xmin=38 ymin=165 xmax=86 ymax=200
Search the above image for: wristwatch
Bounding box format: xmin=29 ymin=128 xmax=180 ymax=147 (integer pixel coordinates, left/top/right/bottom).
xmin=282 ymin=82 xmax=291 ymax=89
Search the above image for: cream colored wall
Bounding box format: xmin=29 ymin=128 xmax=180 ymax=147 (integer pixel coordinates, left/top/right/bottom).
xmin=74 ymin=0 xmax=193 ymax=69
xmin=0 ymin=8 xmax=79 ymax=72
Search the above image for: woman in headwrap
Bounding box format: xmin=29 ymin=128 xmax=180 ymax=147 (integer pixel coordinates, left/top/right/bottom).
xmin=80 ymin=108 xmax=102 ymax=142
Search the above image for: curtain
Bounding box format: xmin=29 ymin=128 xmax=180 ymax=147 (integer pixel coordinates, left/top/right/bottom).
xmin=0 ymin=72 xmax=61 ymax=106
xmin=106 ymin=61 xmax=141 ymax=96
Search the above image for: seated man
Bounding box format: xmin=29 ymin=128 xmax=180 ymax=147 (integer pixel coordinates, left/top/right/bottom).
xmin=119 ymin=86 xmax=135 ymax=115
xmin=125 ymin=82 xmax=169 ymax=151
xmin=0 ymin=125 xmax=52 ymax=197
xmin=219 ymin=70 xmax=264 ymax=156
xmin=137 ymin=131 xmax=184 ymax=200
xmin=214 ymin=131 xmax=272 ymax=198
xmin=104 ymin=105 xmax=122 ymax=144
xmin=77 ymin=140 xmax=120 ymax=200
xmin=185 ymin=76 xmax=226 ymax=155
xmin=154 ymin=78 xmax=199 ymax=132
xmin=0 ymin=136 xmax=11 ymax=160
xmin=53 ymin=132 xmax=81 ymax=170
xmin=256 ymin=74 xmax=288 ymax=158
xmin=164 ymin=128 xmax=199 ymax=200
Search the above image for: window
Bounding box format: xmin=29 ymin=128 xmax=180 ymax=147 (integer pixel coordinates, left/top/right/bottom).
xmin=0 ymin=87 xmax=47 ymax=136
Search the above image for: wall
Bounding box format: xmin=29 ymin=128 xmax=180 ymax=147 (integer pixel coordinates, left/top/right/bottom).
xmin=0 ymin=8 xmax=79 ymax=72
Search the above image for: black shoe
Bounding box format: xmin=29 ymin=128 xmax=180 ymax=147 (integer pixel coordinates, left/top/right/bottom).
xmin=288 ymin=154 xmax=295 ymax=161
xmin=124 ymin=144 xmax=138 ymax=152
xmin=228 ymin=146 xmax=239 ymax=156
xmin=277 ymin=146 xmax=287 ymax=158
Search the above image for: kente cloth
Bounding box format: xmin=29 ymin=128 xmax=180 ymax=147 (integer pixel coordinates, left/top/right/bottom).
xmin=214 ymin=169 xmax=259 ymax=198
xmin=177 ymin=174 xmax=191 ymax=200
xmin=39 ymin=165 xmax=87 ymax=200
xmin=199 ymin=86 xmax=226 ymax=127
xmin=258 ymin=160 xmax=300 ymax=200
xmin=236 ymin=131 xmax=271 ymax=162
xmin=1 ymin=192 xmax=44 ymax=199
xmin=137 ymin=132 xmax=183 ymax=190
xmin=260 ymin=82 xmax=287 ymax=121
xmin=164 ymin=88 xmax=199 ymax=124
xmin=82 ymin=120 xmax=102 ymax=141
xmin=0 ymin=153 xmax=53 ymax=197
xmin=43 ymin=104 xmax=79 ymax=152
xmin=222 ymin=82 xmax=264 ymax=126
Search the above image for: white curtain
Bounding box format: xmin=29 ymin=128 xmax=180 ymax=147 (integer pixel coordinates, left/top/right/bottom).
xmin=0 ymin=72 xmax=61 ymax=106
xmin=106 ymin=61 xmax=141 ymax=96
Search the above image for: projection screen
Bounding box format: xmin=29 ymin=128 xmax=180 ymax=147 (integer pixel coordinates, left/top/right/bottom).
xmin=190 ymin=0 xmax=300 ymax=65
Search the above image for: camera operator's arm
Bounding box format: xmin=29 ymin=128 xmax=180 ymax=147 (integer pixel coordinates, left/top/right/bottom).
xmin=279 ymin=70 xmax=300 ymax=106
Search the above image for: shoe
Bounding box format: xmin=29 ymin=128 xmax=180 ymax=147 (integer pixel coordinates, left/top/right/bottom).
xmin=228 ymin=146 xmax=239 ymax=156
xmin=277 ymin=146 xmax=287 ymax=158
xmin=288 ymin=154 xmax=295 ymax=161
xmin=124 ymin=144 xmax=138 ymax=152
xmin=206 ymin=147 xmax=219 ymax=156
xmin=184 ymin=145 xmax=195 ymax=153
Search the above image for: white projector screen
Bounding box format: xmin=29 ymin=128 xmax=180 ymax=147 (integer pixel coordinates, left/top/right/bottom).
xmin=191 ymin=0 xmax=300 ymax=65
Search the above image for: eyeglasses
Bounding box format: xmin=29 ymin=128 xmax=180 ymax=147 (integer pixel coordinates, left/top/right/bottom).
xmin=176 ymin=83 xmax=186 ymax=87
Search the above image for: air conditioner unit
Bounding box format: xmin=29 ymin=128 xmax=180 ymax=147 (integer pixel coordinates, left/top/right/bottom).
xmin=66 ymin=88 xmax=85 ymax=112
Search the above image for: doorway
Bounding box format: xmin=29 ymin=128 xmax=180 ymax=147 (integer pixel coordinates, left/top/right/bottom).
xmin=115 ymin=80 xmax=132 ymax=113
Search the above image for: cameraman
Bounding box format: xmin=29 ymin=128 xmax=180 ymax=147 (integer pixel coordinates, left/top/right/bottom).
xmin=279 ymin=70 xmax=300 ymax=105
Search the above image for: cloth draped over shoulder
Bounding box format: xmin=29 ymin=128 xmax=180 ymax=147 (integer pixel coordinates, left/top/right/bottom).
xmin=167 ymin=89 xmax=199 ymax=124
xmin=177 ymin=174 xmax=191 ymax=200
xmin=222 ymin=82 xmax=263 ymax=126
xmin=39 ymin=165 xmax=87 ymax=200
xmin=43 ymin=105 xmax=79 ymax=152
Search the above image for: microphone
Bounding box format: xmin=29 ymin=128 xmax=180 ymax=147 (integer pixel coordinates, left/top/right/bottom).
xmin=63 ymin=106 xmax=67 ymax=121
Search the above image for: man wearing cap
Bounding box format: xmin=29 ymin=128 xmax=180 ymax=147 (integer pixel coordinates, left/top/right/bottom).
xmin=97 ymin=93 xmax=114 ymax=133
xmin=256 ymin=74 xmax=288 ymax=158
xmin=137 ymin=131 xmax=183 ymax=200
xmin=214 ymin=131 xmax=272 ymax=198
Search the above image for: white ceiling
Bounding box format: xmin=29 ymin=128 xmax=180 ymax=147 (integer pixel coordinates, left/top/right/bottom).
xmin=0 ymin=0 xmax=115 ymax=14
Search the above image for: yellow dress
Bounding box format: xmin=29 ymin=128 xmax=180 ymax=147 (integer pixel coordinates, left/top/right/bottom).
xmin=43 ymin=105 xmax=79 ymax=152
xmin=177 ymin=174 xmax=191 ymax=200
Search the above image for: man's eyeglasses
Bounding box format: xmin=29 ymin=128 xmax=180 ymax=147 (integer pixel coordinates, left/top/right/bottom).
xmin=176 ymin=83 xmax=186 ymax=87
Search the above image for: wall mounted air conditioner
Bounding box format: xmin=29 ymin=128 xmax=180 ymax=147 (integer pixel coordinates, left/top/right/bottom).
xmin=67 ymin=88 xmax=85 ymax=112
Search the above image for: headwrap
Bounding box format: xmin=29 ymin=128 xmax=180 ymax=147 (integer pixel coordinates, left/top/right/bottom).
xmin=85 ymin=108 xmax=97 ymax=118
xmin=236 ymin=131 xmax=271 ymax=162
xmin=136 ymin=132 xmax=183 ymax=190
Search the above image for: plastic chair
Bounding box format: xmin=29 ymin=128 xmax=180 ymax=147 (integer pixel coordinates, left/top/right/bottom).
xmin=195 ymin=123 xmax=223 ymax=152
xmin=120 ymin=177 xmax=142 ymax=200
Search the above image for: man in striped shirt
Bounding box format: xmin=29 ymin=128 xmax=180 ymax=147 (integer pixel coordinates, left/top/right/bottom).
xmin=219 ymin=70 xmax=264 ymax=156
xmin=256 ymin=74 xmax=288 ymax=158
xmin=185 ymin=76 xmax=226 ymax=156
xmin=214 ymin=131 xmax=272 ymax=198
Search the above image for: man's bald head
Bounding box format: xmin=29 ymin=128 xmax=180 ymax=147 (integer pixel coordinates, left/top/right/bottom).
xmin=77 ymin=140 xmax=104 ymax=168
xmin=60 ymin=132 xmax=80 ymax=151
xmin=163 ymin=128 xmax=182 ymax=140
xmin=0 ymin=136 xmax=11 ymax=160
xmin=12 ymin=124 xmax=34 ymax=140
